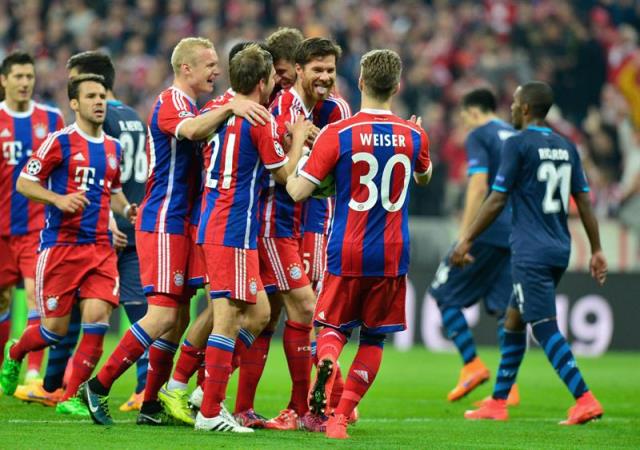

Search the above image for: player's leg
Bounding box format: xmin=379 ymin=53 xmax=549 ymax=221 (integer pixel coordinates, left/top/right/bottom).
xmin=118 ymin=247 xmax=149 ymax=412
xmin=23 ymin=277 xmax=45 ymax=382
xmin=56 ymin=298 xmax=113 ymax=416
xmin=195 ymin=296 xmax=252 ymax=433
xmin=0 ymin=287 xmax=11 ymax=368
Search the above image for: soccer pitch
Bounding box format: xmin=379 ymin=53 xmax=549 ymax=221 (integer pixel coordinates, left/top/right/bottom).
xmin=1 ymin=339 xmax=639 ymax=449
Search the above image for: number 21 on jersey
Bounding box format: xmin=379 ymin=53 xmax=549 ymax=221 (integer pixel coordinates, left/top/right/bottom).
xmin=537 ymin=161 xmax=571 ymax=214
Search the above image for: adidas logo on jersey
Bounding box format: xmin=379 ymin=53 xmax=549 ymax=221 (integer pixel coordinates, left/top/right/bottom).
xmin=73 ymin=152 xmax=86 ymax=161
xmin=317 ymin=311 xmax=326 ymax=320
xmin=0 ymin=128 xmax=11 ymax=138
xmin=354 ymin=369 xmax=369 ymax=384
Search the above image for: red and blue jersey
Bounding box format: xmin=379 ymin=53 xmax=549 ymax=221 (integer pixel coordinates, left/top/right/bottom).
xmin=20 ymin=123 xmax=122 ymax=250
xmin=258 ymin=88 xmax=350 ymax=237
xmin=301 ymin=109 xmax=431 ymax=277
xmin=198 ymin=113 xmax=287 ymax=249
xmin=0 ymin=101 xmax=64 ymax=236
xmin=137 ymin=87 xmax=200 ymax=235
xmin=303 ymin=95 xmax=351 ymax=235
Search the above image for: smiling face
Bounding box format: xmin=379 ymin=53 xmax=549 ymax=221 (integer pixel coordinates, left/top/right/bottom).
xmin=1 ymin=63 xmax=35 ymax=108
xmin=296 ymin=54 xmax=336 ymax=104
xmin=187 ymin=46 xmax=220 ymax=96
xmin=274 ymin=58 xmax=296 ymax=90
xmin=71 ymin=81 xmax=107 ymax=126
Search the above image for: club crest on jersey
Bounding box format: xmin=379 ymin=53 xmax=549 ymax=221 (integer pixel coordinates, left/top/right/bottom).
xmin=249 ymin=278 xmax=258 ymax=296
xmin=274 ymin=141 xmax=285 ymax=158
xmin=173 ymin=270 xmax=185 ymax=287
xmin=33 ymin=123 xmax=48 ymax=139
xmin=288 ymin=263 xmax=302 ymax=280
xmin=26 ymin=158 xmax=42 ymax=175
xmin=108 ymin=155 xmax=118 ymax=170
xmin=46 ymin=296 xmax=59 ymax=311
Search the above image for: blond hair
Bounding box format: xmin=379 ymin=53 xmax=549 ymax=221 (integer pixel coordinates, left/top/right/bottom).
xmin=170 ymin=37 xmax=215 ymax=74
xmin=360 ymin=49 xmax=402 ymax=101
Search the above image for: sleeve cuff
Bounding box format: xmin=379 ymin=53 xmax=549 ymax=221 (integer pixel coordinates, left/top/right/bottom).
xmin=299 ymin=169 xmax=321 ymax=185
xmin=19 ymin=172 xmax=40 ymax=182
xmin=414 ymin=162 xmax=433 ymax=179
xmin=468 ymin=167 xmax=489 ymax=175
xmin=491 ymin=184 xmax=508 ymax=193
xmin=174 ymin=117 xmax=194 ymax=140
xmin=111 ymin=187 xmax=123 ymax=193
xmin=264 ymin=157 xmax=289 ymax=170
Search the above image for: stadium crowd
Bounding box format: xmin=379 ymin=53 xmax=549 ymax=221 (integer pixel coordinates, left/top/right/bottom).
xmin=1 ymin=0 xmax=639 ymax=218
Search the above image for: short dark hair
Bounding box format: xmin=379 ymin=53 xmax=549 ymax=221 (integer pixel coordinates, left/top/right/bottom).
xmin=267 ymin=27 xmax=304 ymax=63
xmin=462 ymin=88 xmax=497 ymax=113
xmin=520 ymin=81 xmax=554 ymax=119
xmin=68 ymin=74 xmax=107 ymax=100
xmin=66 ymin=51 xmax=115 ymax=91
xmin=294 ymin=37 xmax=342 ymax=67
xmin=1 ymin=51 xmax=35 ymax=76
xmin=228 ymin=41 xmax=271 ymax=63
xmin=229 ymin=45 xmax=273 ymax=95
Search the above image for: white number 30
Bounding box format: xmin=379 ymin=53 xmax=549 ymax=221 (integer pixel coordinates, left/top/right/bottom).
xmin=348 ymin=152 xmax=412 ymax=212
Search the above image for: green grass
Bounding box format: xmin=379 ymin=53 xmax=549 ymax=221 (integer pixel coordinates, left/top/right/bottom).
xmin=1 ymin=338 xmax=639 ymax=449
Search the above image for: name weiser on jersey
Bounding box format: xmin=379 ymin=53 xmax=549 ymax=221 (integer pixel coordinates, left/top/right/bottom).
xmin=360 ymin=133 xmax=406 ymax=148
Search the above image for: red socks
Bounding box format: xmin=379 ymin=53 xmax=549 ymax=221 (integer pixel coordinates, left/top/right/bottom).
xmin=96 ymin=323 xmax=151 ymax=391
xmin=62 ymin=323 xmax=108 ymax=400
xmin=335 ymin=343 xmax=383 ymax=417
xmin=316 ymin=328 xmax=348 ymax=410
xmin=201 ymin=334 xmax=235 ymax=418
xmin=235 ymin=331 xmax=273 ymax=413
xmin=143 ymin=339 xmax=178 ymax=402
xmin=172 ymin=340 xmax=204 ymax=384
xmin=283 ymin=320 xmax=312 ymax=415
xmin=10 ymin=325 xmax=62 ymax=361
xmin=0 ymin=313 xmax=10 ymax=366
xmin=26 ymin=315 xmax=44 ymax=373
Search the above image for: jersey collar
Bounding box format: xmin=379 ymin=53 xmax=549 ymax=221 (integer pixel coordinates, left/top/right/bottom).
xmin=360 ymin=108 xmax=393 ymax=115
xmin=527 ymin=125 xmax=552 ymax=133
xmin=289 ymin=87 xmax=313 ymax=119
xmin=0 ymin=100 xmax=34 ymax=118
xmin=73 ymin=122 xmax=105 ymax=144
xmin=170 ymin=86 xmax=196 ymax=107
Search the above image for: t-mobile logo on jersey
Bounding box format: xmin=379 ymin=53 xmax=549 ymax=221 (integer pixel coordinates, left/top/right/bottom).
xmin=3 ymin=141 xmax=29 ymax=165
xmin=74 ymin=166 xmax=96 ymax=191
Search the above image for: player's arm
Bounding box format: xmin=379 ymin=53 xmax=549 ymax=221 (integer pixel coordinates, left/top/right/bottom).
xmin=573 ymin=192 xmax=607 ymax=285
xmin=271 ymin=116 xmax=314 ymax=185
xmin=17 ymin=178 xmax=89 ymax=214
xmin=458 ymin=172 xmax=488 ymax=239
xmin=178 ymin=98 xmax=271 ymax=141
xmin=411 ymin=116 xmax=432 ymax=186
xmin=110 ymin=191 xmax=137 ymax=224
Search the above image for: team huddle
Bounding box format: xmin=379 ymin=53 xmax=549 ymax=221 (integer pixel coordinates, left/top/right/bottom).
xmin=0 ymin=26 xmax=607 ymax=440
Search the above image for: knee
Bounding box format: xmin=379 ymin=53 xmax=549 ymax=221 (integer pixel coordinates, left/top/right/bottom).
xmin=504 ymin=308 xmax=525 ymax=332
xmin=360 ymin=328 xmax=386 ymax=348
xmin=42 ymin=318 xmax=68 ymax=337
xmin=0 ymin=289 xmax=11 ymax=312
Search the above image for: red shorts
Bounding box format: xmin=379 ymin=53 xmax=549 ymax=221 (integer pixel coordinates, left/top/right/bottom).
xmin=300 ymin=232 xmax=327 ymax=283
xmin=0 ymin=232 xmax=40 ymax=287
xmin=258 ymin=237 xmax=310 ymax=294
xmin=188 ymin=224 xmax=208 ymax=289
xmin=137 ymin=230 xmax=204 ymax=298
xmin=202 ymin=244 xmax=263 ymax=304
xmin=35 ymin=244 xmax=119 ymax=318
xmin=314 ymin=273 xmax=407 ymax=334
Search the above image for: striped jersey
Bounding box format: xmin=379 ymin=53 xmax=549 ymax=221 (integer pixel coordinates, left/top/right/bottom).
xmin=137 ymin=86 xmax=200 ymax=235
xmin=258 ymin=88 xmax=350 ymax=238
xmin=0 ymin=101 xmax=64 ymax=236
xmin=20 ymin=123 xmax=122 ymax=250
xmin=300 ymin=109 xmax=431 ymax=277
xmin=197 ymin=113 xmax=288 ymax=249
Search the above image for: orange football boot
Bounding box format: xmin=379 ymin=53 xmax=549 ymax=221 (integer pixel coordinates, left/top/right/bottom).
xmin=448 ymin=357 xmax=490 ymax=401
xmin=474 ymin=383 xmax=520 ymax=407
xmin=560 ymin=391 xmax=603 ymax=425
xmin=464 ymin=398 xmax=508 ymax=421
xmin=326 ymin=413 xmax=349 ymax=439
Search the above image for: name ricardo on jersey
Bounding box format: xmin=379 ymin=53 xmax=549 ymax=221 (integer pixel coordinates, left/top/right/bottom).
xmin=118 ymin=120 xmax=145 ymax=132
xmin=538 ymin=147 xmax=570 ymax=161
xmin=360 ymin=133 xmax=406 ymax=148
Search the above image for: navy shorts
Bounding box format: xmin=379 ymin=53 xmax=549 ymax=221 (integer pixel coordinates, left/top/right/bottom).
xmin=118 ymin=247 xmax=146 ymax=305
xmin=429 ymin=241 xmax=511 ymax=316
xmin=509 ymin=263 xmax=565 ymax=323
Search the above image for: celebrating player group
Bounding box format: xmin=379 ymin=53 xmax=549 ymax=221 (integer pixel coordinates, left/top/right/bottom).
xmin=0 ymin=26 xmax=607 ymax=440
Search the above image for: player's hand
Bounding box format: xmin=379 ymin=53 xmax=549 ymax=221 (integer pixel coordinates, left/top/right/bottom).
xmin=126 ymin=203 xmax=138 ymax=224
xmin=305 ymin=125 xmax=321 ymax=146
xmin=109 ymin=214 xmax=128 ymax=251
xmin=286 ymin=115 xmax=314 ymax=142
xmin=230 ymin=99 xmax=270 ymax=126
xmin=590 ymin=250 xmax=607 ymax=286
xmin=409 ymin=114 xmax=423 ymax=128
xmin=54 ymin=192 xmax=90 ymax=214
xmin=449 ymin=239 xmax=475 ymax=267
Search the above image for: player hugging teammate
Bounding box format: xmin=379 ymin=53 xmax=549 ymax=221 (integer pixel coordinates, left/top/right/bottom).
xmin=0 ymin=28 xmax=606 ymax=441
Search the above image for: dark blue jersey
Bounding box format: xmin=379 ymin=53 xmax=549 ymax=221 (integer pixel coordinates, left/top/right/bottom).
xmin=103 ymin=99 xmax=147 ymax=247
xmin=491 ymin=125 xmax=590 ymax=267
xmin=465 ymin=119 xmax=515 ymax=248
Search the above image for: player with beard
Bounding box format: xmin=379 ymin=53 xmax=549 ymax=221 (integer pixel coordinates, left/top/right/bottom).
xmin=250 ymin=37 xmax=347 ymax=432
xmin=81 ymin=37 xmax=271 ymax=427
xmin=0 ymin=51 xmax=64 ymax=392
xmin=0 ymin=75 xmax=135 ymax=417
